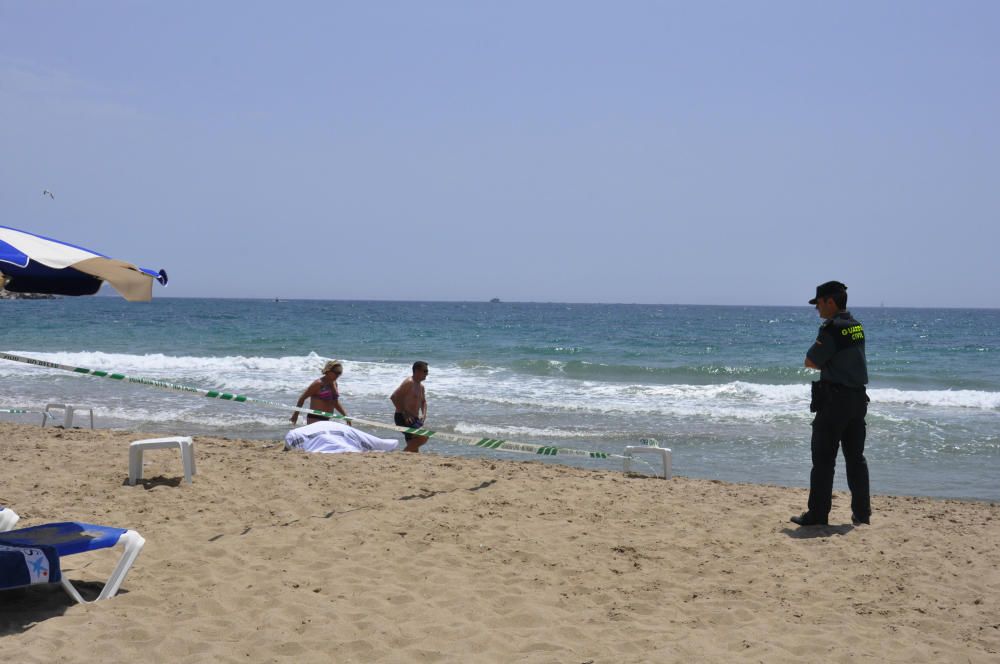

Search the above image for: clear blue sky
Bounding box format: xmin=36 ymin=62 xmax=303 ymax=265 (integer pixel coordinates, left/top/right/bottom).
xmin=2 ymin=1 xmax=997 ymax=307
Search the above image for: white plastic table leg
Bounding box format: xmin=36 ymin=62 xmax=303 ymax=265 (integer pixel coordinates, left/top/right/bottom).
xmin=180 ymin=438 xmax=196 ymax=484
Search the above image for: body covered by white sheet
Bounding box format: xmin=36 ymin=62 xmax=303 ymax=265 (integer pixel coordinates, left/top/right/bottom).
xmin=285 ymin=420 xmax=399 ymax=454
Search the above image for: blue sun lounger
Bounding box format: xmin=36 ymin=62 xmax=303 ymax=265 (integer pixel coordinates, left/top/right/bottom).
xmin=0 ymin=521 xmax=145 ymax=603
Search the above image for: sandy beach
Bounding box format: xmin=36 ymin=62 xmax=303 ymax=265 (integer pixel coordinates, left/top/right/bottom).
xmin=1 ymin=421 xmax=998 ymax=662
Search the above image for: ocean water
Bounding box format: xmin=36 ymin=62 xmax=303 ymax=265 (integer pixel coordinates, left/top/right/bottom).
xmin=2 ymin=298 xmax=997 ymax=501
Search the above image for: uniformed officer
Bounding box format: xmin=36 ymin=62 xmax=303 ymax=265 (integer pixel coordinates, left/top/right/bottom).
xmin=791 ymin=281 xmax=872 ymax=527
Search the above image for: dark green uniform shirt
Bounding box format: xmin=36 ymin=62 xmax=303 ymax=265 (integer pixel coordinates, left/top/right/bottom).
xmin=806 ymin=310 xmax=868 ymax=389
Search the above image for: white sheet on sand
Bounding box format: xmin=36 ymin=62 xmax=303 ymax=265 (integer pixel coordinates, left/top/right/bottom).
xmin=284 ymin=420 xmax=399 ymax=454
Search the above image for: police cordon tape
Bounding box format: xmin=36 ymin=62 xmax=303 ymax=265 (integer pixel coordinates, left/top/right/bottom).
xmin=0 ymin=352 xmax=629 ymax=461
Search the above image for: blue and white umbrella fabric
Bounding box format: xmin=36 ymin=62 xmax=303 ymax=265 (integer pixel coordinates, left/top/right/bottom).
xmin=0 ymin=224 xmax=167 ymax=301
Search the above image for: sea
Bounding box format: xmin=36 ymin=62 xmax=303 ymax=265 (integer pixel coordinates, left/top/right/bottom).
xmin=2 ymin=298 xmax=997 ymax=501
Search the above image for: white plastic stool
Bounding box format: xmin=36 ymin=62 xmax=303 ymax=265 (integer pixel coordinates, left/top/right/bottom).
xmin=42 ymin=403 xmax=94 ymax=429
xmin=623 ymin=442 xmax=673 ymax=479
xmin=129 ymin=436 xmax=196 ymax=486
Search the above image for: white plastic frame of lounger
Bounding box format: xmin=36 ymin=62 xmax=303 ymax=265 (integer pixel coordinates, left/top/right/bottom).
xmin=61 ymin=529 xmax=146 ymax=603
xmin=0 ymin=508 xmax=19 ymax=532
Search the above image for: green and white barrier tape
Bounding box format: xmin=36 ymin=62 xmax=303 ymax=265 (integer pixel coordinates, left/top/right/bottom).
xmin=0 ymin=352 xmax=625 ymax=461
xmin=0 ymin=408 xmax=35 ymax=414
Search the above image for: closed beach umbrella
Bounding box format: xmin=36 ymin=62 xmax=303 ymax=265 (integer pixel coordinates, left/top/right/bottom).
xmin=0 ymin=224 xmax=167 ymax=301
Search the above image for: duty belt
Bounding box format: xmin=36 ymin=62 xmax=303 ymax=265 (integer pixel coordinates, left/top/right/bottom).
xmin=821 ymin=380 xmax=866 ymax=392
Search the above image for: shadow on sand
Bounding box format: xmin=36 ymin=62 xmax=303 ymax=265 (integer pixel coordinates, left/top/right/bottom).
xmin=0 ymin=583 xmax=127 ymax=634
xmin=781 ymin=523 xmax=856 ymax=539
xmin=120 ymin=475 xmax=184 ymax=490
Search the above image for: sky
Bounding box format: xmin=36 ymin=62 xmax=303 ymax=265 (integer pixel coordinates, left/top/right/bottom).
xmin=1 ymin=1 xmax=997 ymax=307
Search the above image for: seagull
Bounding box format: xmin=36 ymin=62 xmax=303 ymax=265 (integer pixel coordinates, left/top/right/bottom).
xmin=42 ymin=190 xmax=55 ymax=199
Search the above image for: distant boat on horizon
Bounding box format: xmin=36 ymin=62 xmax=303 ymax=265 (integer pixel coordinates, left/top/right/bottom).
xmin=490 ymin=297 xmax=501 ymax=303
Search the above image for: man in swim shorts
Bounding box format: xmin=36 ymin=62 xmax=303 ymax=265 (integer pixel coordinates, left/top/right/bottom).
xmin=390 ymin=360 xmax=429 ymax=452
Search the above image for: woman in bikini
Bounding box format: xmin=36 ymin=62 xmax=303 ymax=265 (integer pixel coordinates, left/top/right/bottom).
xmin=291 ymin=360 xmax=350 ymax=425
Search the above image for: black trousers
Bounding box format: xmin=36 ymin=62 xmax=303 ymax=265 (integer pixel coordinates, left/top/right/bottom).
xmin=808 ymin=386 xmax=871 ymax=519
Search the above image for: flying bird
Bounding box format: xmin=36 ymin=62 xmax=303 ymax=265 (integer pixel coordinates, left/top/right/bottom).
xmin=42 ymin=190 xmax=55 ymax=199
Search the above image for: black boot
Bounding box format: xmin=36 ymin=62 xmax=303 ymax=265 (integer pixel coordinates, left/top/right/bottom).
xmin=790 ymin=511 xmax=828 ymax=526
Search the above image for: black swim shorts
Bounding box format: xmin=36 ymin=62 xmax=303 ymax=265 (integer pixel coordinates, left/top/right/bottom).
xmin=394 ymin=412 xmax=423 ymax=441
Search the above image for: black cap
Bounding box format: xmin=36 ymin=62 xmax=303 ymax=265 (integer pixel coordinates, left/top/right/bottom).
xmin=809 ymin=280 xmax=847 ymax=304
